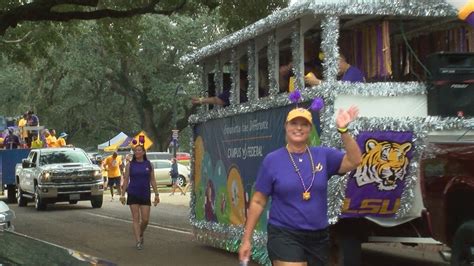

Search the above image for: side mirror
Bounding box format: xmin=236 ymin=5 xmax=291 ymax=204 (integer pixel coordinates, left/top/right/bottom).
xmin=22 ymin=159 xmax=31 ymax=168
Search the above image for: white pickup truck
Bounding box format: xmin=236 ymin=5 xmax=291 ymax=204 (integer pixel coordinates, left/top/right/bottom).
xmin=15 ymin=148 xmax=104 ymax=210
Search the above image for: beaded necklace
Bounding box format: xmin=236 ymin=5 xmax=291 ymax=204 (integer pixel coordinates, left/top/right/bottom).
xmin=286 ymin=145 xmax=316 ymax=201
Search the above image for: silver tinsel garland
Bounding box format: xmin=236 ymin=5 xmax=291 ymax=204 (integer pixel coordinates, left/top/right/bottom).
xmin=247 ymin=40 xmax=257 ymax=102
xmin=200 ymin=63 xmax=209 ymax=113
xmin=267 ymin=32 xmax=279 ymax=96
xmin=291 ymin=20 xmax=304 ymax=91
xmin=214 ymin=59 xmax=223 ymax=99
xmin=180 ymin=1 xmax=455 ymax=65
xmin=321 ymin=15 xmax=340 ymax=82
xmin=230 ymin=49 xmax=239 ymax=106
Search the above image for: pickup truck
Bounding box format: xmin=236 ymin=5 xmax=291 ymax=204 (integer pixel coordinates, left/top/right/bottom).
xmin=421 ymin=142 xmax=474 ymax=265
xmin=15 ymin=148 xmax=104 ymax=210
xmin=334 ymin=141 xmax=474 ymax=265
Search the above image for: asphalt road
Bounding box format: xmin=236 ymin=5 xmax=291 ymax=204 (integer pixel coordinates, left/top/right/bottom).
xmin=3 ymin=192 xmax=256 ymax=266
xmin=2 ymin=192 xmax=449 ymax=266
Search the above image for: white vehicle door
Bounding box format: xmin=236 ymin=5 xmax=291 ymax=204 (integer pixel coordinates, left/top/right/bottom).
xmin=22 ymin=151 xmax=38 ymax=192
xmin=152 ymin=161 xmax=172 ymax=186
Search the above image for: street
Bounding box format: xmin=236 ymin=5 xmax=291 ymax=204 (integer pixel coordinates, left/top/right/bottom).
xmin=2 ymin=191 xmax=255 ymax=266
xmin=1 ymin=192 xmax=448 ymax=266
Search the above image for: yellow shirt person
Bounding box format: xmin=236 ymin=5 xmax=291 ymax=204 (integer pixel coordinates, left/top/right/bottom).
xmin=45 ymin=135 xmax=57 ymax=147
xmin=103 ymin=153 xmax=122 ymax=178
xmin=18 ymin=116 xmax=28 ymax=141
xmin=31 ymin=136 xmax=43 ymax=148
xmin=103 ymin=152 xmax=123 ymax=200
xmin=55 ymin=132 xmax=68 ymax=147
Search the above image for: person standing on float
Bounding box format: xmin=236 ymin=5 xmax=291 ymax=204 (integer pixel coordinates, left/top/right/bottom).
xmin=239 ymin=106 xmax=362 ymax=266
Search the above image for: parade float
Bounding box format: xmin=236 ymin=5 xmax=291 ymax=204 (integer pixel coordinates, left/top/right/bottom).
xmin=181 ymin=0 xmax=474 ymax=264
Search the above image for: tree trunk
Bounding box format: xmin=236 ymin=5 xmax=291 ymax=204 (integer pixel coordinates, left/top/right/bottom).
xmin=141 ymin=101 xmax=160 ymax=150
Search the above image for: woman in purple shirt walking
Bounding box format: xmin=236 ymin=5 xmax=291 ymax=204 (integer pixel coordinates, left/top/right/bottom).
xmin=120 ymin=145 xmax=160 ymax=250
xmin=239 ymin=106 xmax=362 ymax=266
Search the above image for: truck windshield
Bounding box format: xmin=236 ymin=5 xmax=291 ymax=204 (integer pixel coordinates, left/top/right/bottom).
xmin=39 ymin=150 xmax=90 ymax=165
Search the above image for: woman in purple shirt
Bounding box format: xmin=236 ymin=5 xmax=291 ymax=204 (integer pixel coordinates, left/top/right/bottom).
xmin=239 ymin=107 xmax=362 ymax=266
xmin=120 ymin=145 xmax=160 ymax=250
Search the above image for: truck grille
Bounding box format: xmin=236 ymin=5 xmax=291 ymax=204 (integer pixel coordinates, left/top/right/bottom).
xmin=58 ymin=186 xmax=92 ymax=193
xmin=51 ymin=171 xmax=96 ymax=183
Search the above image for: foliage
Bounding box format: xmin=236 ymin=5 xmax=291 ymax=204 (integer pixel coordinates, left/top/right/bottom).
xmin=217 ymin=0 xmax=288 ymax=31
xmin=0 ymin=1 xmax=287 ymax=151
xmin=0 ymin=0 xmax=187 ymax=36
xmin=0 ymin=12 xmax=223 ymax=150
xmin=0 ymin=55 xmax=30 ymax=115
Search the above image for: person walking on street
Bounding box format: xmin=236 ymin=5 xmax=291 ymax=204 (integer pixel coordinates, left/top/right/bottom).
xmin=238 ymin=106 xmax=362 ymax=266
xmin=169 ymin=158 xmax=185 ymax=196
xmin=103 ymin=151 xmax=122 ymax=201
xmin=120 ymin=145 xmax=160 ymax=250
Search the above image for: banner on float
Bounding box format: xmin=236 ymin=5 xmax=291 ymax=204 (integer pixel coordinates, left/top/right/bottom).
xmin=341 ymin=131 xmax=414 ymax=219
xmin=193 ymin=105 xmax=321 ymax=231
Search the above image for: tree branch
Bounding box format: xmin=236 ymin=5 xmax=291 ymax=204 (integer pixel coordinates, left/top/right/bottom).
xmin=1 ymin=31 xmax=32 ymax=43
xmin=42 ymin=0 xmax=100 ymax=7
xmin=0 ymin=0 xmax=187 ymax=35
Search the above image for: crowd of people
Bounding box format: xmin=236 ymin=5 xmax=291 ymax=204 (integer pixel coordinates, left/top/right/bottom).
xmin=191 ymin=51 xmax=365 ymax=108
xmin=99 ymin=151 xmax=188 ymax=199
xmin=0 ymin=110 xmax=70 ymax=149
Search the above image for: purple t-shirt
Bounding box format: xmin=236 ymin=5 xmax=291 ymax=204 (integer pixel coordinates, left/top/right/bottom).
xmin=127 ymin=160 xmax=152 ymax=199
xmin=341 ymin=66 xmax=365 ymax=83
xmin=3 ymin=134 xmax=20 ymax=149
xmin=255 ymin=146 xmax=344 ymax=231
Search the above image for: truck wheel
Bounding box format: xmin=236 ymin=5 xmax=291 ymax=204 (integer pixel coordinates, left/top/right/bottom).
xmin=177 ymin=175 xmax=186 ymax=187
xmin=34 ymin=187 xmax=46 ymax=211
xmin=451 ymin=220 xmax=474 ymax=266
xmin=7 ymin=185 xmax=17 ymax=203
xmin=91 ymin=196 xmax=103 ymax=208
xmin=17 ymin=187 xmax=27 ymax=207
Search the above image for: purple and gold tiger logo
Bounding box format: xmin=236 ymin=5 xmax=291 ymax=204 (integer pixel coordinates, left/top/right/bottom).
xmin=354 ymin=139 xmax=412 ymax=191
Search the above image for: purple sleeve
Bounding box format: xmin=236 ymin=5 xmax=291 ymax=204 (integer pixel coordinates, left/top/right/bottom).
xmin=31 ymin=115 xmax=39 ymax=126
xmin=254 ymin=155 xmax=273 ymax=196
xmin=321 ymin=147 xmax=345 ymax=176
xmin=217 ymin=90 xmax=230 ymax=107
xmin=342 ymin=66 xmax=365 ymax=83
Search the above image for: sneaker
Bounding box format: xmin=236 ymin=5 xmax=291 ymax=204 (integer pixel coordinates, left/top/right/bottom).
xmin=110 ymin=198 xmax=114 ymax=202
xmin=140 ymin=235 xmax=144 ymax=245
xmin=136 ymin=242 xmax=143 ymax=250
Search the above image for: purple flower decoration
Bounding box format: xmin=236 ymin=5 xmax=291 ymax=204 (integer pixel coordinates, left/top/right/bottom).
xmin=288 ymin=89 xmax=302 ymax=103
xmin=132 ymin=139 xmax=138 ymax=145
xmin=310 ymin=97 xmax=324 ymax=112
